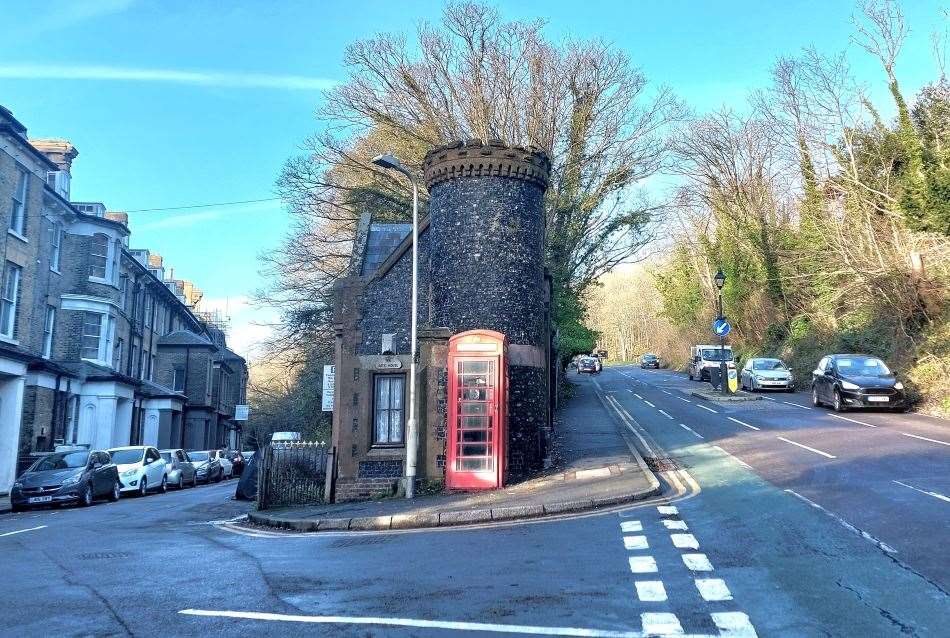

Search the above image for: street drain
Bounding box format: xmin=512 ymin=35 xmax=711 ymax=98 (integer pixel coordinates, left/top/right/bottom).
xmin=78 ymin=552 xmax=132 ymax=560
xmin=645 ymin=457 xmax=680 ymax=472
xmin=329 ymin=537 xmax=391 ymax=548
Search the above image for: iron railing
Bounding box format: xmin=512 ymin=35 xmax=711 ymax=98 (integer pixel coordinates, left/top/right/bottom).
xmin=256 ymin=441 xmax=331 ymax=510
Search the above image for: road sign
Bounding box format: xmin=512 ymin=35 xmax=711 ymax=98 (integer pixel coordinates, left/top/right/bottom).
xmin=713 ymin=318 xmax=731 ymax=337
xmin=321 ymin=365 xmax=335 ymax=412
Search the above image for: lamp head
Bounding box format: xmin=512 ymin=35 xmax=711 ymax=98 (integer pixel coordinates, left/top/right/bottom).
xmin=713 ymin=269 xmax=726 ymax=290
xmin=372 ymin=153 xmax=405 ymax=172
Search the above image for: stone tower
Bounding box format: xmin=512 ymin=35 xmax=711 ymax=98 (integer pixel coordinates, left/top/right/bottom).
xmin=424 ymin=139 xmax=552 ymax=475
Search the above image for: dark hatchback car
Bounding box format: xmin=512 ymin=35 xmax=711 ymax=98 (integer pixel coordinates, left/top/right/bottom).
xmin=11 ymin=449 xmax=120 ymax=512
xmin=640 ymin=353 xmax=660 ymax=369
xmin=811 ymin=354 xmax=907 ymax=412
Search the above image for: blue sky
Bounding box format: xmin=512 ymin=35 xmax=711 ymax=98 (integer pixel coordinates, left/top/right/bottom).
xmin=1 ymin=0 xmax=944 ymax=358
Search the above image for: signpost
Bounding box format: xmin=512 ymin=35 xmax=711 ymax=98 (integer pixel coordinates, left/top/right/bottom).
xmin=234 ymin=405 xmax=250 ymax=421
xmin=321 ymin=364 xmax=335 ymax=412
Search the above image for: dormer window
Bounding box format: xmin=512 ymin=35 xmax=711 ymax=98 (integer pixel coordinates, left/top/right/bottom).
xmin=45 ymin=170 xmax=70 ymax=199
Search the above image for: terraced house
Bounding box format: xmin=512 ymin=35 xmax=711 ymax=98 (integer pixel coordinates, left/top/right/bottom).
xmin=0 ymin=105 xmax=248 ymax=498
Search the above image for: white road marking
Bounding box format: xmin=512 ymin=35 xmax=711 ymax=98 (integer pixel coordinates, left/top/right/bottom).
xmin=695 ymin=578 xmax=733 ymax=601
xmin=640 ymin=613 xmax=683 ymax=636
xmin=697 ymin=404 xmax=718 ymax=414
xmin=180 ymin=609 xmax=647 ymax=637
xmin=623 ymin=535 xmax=649 ymax=550
xmin=828 ymin=414 xmax=877 ymax=428
xmin=632 ymin=392 xmax=643 ymax=399
xmin=781 ymin=401 xmax=812 ymax=409
xmin=711 ymin=612 xmax=758 ymax=637
xmin=679 ymin=423 xmax=704 ymax=439
xmin=677 ymin=397 xmax=692 ymax=403
xmin=643 ymin=400 xmax=656 ymax=408
xmin=628 ymin=556 xmax=658 ymax=574
xmin=900 ymin=432 xmax=950 ymax=447
xmin=727 ymin=417 xmax=760 ymax=431
xmin=0 ymin=525 xmax=47 ymax=538
xmin=762 ymin=397 xmax=777 ymax=402
xmin=671 ymin=533 xmax=699 ymax=549
xmin=660 ymin=390 xmax=672 ymax=395
xmin=635 ymin=581 xmax=668 ymax=602
xmin=657 ymin=505 xmax=678 ymax=516
xmin=620 ymin=520 xmax=643 ymax=533
xmin=681 ymin=553 xmax=714 ymax=571
xmin=662 ymin=519 xmax=688 ymax=530
xmin=892 ymin=480 xmax=950 ymax=503
xmin=658 ymin=409 xmax=674 ymax=419
xmin=784 ymin=489 xmax=897 ymax=554
xmin=776 ymin=436 xmax=836 ymax=459
xmin=711 ymin=445 xmax=753 ymax=469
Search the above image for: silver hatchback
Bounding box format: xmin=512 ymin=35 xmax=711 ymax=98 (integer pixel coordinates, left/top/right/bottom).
xmin=159 ymin=449 xmax=197 ymax=489
xmin=740 ymin=358 xmax=795 ymax=392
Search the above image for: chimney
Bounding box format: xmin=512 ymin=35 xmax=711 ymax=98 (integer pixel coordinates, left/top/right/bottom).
xmin=105 ymin=211 xmax=129 ymax=227
xmin=29 ymin=139 xmax=79 ymax=172
xmin=148 ymin=253 xmax=163 ymax=268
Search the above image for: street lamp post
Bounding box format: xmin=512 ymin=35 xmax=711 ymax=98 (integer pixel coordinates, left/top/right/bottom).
xmin=372 ymin=153 xmax=419 ymax=499
xmin=713 ymin=269 xmax=728 ymax=395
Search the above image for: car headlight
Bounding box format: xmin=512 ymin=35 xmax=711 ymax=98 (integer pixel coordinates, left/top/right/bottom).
xmin=894 ymin=382 xmax=904 ymax=390
xmin=122 ymin=468 xmax=138 ymax=477
xmin=841 ymin=381 xmax=859 ymax=390
xmin=13 ymin=482 xmax=22 ymax=489
xmin=62 ymin=474 xmax=81 ymax=486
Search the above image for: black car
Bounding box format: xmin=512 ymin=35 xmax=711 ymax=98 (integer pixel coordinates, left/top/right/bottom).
xmin=640 ymin=353 xmax=660 ymax=369
xmin=10 ymin=449 xmax=121 ymax=512
xmin=811 ymin=354 xmax=907 ymax=412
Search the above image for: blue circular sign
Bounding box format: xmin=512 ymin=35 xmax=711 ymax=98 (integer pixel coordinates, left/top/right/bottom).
xmin=713 ymin=318 xmax=731 ymax=336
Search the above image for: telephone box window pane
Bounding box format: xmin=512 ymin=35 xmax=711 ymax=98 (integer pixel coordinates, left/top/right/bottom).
xmin=373 ymin=375 xmax=405 ymax=445
xmin=460 ymin=361 xmax=489 ymax=375
xmin=461 ymin=403 xmax=488 ymax=415
xmin=462 ymin=430 xmax=488 ymax=442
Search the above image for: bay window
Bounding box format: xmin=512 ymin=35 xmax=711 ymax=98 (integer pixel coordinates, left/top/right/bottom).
xmin=90 ymin=234 xmax=109 ymax=279
xmin=80 ymin=312 xmax=103 ymax=360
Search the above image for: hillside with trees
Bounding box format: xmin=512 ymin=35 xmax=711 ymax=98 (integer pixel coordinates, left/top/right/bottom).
xmin=588 ymin=2 xmax=950 ymax=415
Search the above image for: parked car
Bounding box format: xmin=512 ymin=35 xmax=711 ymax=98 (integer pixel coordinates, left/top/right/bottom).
xmin=10 ymin=449 xmax=120 ymax=512
xmin=210 ymin=449 xmax=234 ymax=478
xmin=740 ymin=357 xmax=795 ymax=392
xmin=577 ymin=356 xmax=599 ymax=374
xmin=188 ymin=450 xmax=223 ymax=483
xmin=688 ymin=344 xmax=736 ymax=381
xmin=228 ymin=450 xmax=246 ymax=477
xmin=811 ymin=354 xmax=907 ymax=412
xmin=160 ymin=449 xmax=197 ymax=489
xmin=640 ymin=353 xmax=660 ymax=369
xmin=107 ymin=446 xmax=168 ymax=496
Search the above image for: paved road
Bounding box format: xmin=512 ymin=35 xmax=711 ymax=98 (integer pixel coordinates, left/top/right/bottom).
xmin=1 ymin=372 xmax=947 ymax=637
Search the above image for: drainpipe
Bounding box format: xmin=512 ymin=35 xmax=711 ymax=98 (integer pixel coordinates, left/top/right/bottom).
xmin=49 ymin=373 xmax=62 ymax=451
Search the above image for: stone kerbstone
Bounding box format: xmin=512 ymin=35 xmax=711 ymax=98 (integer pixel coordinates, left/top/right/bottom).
xmin=438 ymin=509 xmax=493 ymax=525
xmin=491 ymin=504 xmax=543 ymax=521
xmin=348 ymin=515 xmax=392 ymax=531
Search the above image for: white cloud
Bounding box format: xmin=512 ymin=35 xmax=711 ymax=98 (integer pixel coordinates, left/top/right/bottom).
xmin=0 ymin=63 xmax=337 ymax=91
xmin=135 ymin=201 xmax=281 ymax=231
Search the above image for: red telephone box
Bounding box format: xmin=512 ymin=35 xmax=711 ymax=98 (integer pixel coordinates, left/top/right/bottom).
xmin=446 ymin=330 xmax=508 ymax=490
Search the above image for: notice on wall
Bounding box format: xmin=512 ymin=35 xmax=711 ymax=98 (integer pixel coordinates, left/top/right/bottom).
xmin=234 ymin=405 xmax=250 ymax=421
xmin=322 ymin=364 xmax=335 ymax=412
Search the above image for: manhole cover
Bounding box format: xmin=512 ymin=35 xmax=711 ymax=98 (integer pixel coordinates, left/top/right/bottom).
xmin=645 ymin=457 xmax=680 ymax=472
xmin=77 ymin=552 xmax=132 ymax=560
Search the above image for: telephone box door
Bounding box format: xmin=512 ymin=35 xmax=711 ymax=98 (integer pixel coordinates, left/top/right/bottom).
xmin=446 ymin=331 xmax=507 ymax=490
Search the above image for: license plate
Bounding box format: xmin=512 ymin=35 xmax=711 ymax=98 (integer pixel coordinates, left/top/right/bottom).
xmin=28 ymin=496 xmax=53 ymax=503
xmin=867 ymin=396 xmax=889 ymax=402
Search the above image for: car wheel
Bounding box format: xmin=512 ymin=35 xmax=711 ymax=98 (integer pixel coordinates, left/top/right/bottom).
xmin=79 ymin=483 xmax=93 ymax=507
xmin=138 ymin=477 xmax=148 ymax=497
xmin=833 ymin=389 xmax=846 ymax=412
xmin=812 ymin=386 xmax=822 ymax=407
xmin=10 ymin=503 xmax=24 ymax=513
xmin=159 ymin=476 xmax=167 ymax=494
xmin=688 ymin=371 xmax=694 ymax=381
xmin=177 ymin=474 xmax=184 ymax=489
xmin=108 ymin=481 xmax=121 ymax=502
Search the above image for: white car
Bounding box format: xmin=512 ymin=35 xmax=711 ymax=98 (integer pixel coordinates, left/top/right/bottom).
xmin=210 ymin=449 xmax=234 ymax=478
xmin=107 ymin=446 xmax=168 ymax=496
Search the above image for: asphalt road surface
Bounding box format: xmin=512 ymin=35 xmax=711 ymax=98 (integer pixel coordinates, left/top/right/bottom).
xmin=1 ymin=369 xmax=947 ymax=637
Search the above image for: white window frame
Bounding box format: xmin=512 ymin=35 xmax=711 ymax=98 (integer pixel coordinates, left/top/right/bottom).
xmin=50 ymin=222 xmax=62 ymax=272
xmin=80 ymin=312 xmax=103 ymax=361
xmin=90 ymin=234 xmax=109 ymax=280
xmin=173 ymin=367 xmax=186 ymax=392
xmin=144 ymin=294 xmax=152 ymax=328
xmin=79 ymin=312 xmax=114 ymax=365
xmin=0 ymin=262 xmax=22 ymax=339
xmin=9 ymin=165 xmax=28 ymax=238
xmin=42 ymin=305 xmax=55 ymax=358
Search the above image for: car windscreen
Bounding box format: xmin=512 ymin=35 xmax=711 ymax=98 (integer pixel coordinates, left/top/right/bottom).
xmin=160 ymin=452 xmax=172 ymax=462
xmin=643 ymin=355 xmax=657 ymax=360
xmin=188 ymin=451 xmax=210 ymax=461
xmin=836 ymin=357 xmax=891 ymax=376
xmin=701 ymin=349 xmax=733 ymax=361
xmin=752 ymin=359 xmax=786 ymax=370
xmin=31 ymin=451 xmax=89 ymax=471
xmin=109 ymin=449 xmax=145 ymax=464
